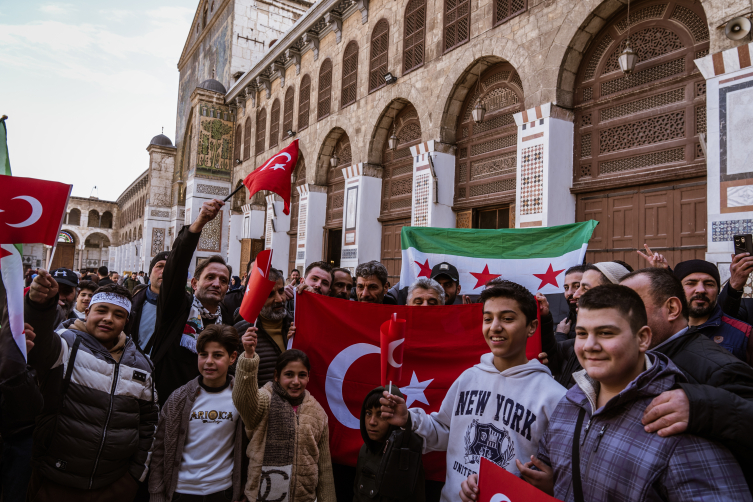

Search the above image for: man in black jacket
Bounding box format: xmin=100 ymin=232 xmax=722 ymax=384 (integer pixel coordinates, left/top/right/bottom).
xmin=621 ymin=268 xmax=753 ymax=491
xmin=150 ymin=199 xmax=233 ymax=406
xmin=233 ymin=268 xmax=292 ymax=387
xmin=128 ymin=251 xmax=168 ymax=352
xmin=720 ymin=250 xmax=753 ymax=324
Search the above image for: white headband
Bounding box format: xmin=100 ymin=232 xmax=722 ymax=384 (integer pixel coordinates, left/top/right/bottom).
xmin=89 ymin=292 xmax=132 ymax=314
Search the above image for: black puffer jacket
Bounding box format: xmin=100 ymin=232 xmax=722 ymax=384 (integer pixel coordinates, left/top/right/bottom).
xmin=233 ymin=315 xmax=291 ymax=388
xmin=653 ymin=329 xmax=753 ymax=491
xmin=26 ymin=297 xmax=159 ymax=491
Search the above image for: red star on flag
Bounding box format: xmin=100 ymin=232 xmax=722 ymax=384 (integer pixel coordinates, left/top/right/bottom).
xmin=533 ymin=264 xmax=565 ymax=290
xmin=469 ymin=264 xmax=501 ymax=289
xmin=414 ymin=259 xmax=432 ymax=278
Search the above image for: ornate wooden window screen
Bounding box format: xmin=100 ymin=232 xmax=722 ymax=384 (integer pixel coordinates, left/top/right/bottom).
xmin=255 ymin=108 xmax=266 ymax=156
xmin=318 ymin=59 xmax=333 ymax=121
xmin=443 ymin=0 xmax=469 ymax=53
xmin=403 ymin=0 xmax=426 ymax=74
xmin=381 ymin=104 xmax=422 ymax=219
xmin=494 ymin=0 xmax=526 ymax=27
xmin=234 ymin=124 xmax=242 ymax=163
xmin=573 ymin=1 xmax=709 ymax=186
xmin=288 ymin=161 xmax=307 ymax=271
xmin=283 ymin=86 xmax=295 ymax=135
xmin=270 ymin=99 xmax=280 ymax=149
xmin=298 ymin=75 xmax=311 ymax=131
xmin=341 ymin=42 xmax=359 ymax=108
xmin=369 ymin=20 xmax=390 ymax=93
xmin=326 ymin=134 xmax=351 ymax=226
xmin=242 ymin=117 xmax=252 ymax=161
xmin=454 ymin=63 xmax=523 ymax=209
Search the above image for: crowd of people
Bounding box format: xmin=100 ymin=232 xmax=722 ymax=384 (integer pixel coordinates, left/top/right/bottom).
xmin=2 ymin=197 xmax=753 ymax=502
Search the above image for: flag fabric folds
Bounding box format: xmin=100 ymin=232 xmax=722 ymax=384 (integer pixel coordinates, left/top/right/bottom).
xmin=478 ymin=456 xmax=561 ymax=502
xmin=242 ymin=139 xmax=299 ymax=215
xmin=399 ymin=221 xmax=598 ymax=295
xmin=380 ymin=313 xmax=405 ymax=388
xmin=239 ymin=250 xmax=275 ymax=323
xmin=291 ymin=292 xmax=486 ymax=480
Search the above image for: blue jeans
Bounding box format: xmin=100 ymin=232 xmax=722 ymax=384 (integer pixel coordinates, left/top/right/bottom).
xmin=0 ymin=429 xmax=34 ymax=502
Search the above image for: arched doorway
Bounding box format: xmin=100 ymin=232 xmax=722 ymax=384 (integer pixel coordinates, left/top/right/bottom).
xmin=84 ymin=233 xmax=111 ymax=269
xmin=51 ymin=231 xmax=77 ymax=270
xmin=573 ymin=0 xmax=709 ymax=268
xmin=288 ymin=157 xmax=307 ymax=275
xmin=379 ymin=103 xmax=422 ymax=284
xmin=324 ymin=133 xmax=351 ymax=268
xmin=454 ymin=62 xmax=523 ymax=229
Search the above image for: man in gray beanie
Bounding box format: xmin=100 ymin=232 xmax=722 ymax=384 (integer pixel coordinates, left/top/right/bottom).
xmin=673 ymin=259 xmax=752 ymax=363
xmin=127 ymin=250 xmax=170 ymax=353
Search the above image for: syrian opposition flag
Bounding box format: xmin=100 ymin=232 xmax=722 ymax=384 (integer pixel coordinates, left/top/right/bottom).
xmin=478 ymin=457 xmax=561 ymax=502
xmin=242 ymin=139 xmax=298 ymax=215
xmin=292 ymin=292 xmax=487 ymax=480
xmin=400 ymin=221 xmax=598 ymax=295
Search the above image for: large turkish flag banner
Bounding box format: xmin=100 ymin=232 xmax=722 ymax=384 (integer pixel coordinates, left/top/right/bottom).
xmin=478 ymin=457 xmax=561 ymax=502
xmin=242 ymin=139 xmax=298 ymax=215
xmin=291 ymin=292 xmax=487 ymax=480
xmin=0 ymin=175 xmax=71 ymax=245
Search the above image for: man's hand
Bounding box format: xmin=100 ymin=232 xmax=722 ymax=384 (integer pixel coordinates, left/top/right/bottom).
xmin=29 ymin=269 xmax=58 ymax=304
xmin=24 ymin=323 xmax=36 ymax=353
xmin=537 ymin=352 xmax=549 ymax=365
xmin=242 ymin=327 xmax=258 ymax=358
xmin=535 ymin=293 xmax=550 ymax=317
xmin=459 ymin=474 xmax=479 ymax=502
xmin=642 ymin=388 xmax=689 ymax=436
xmin=517 ymin=456 xmax=555 ymax=495
xmin=379 ymin=391 xmax=409 ymax=427
xmin=189 ymin=199 xmax=224 ymax=234
xmin=729 ymin=252 xmax=753 ymax=291
xmin=556 ymin=318 xmax=571 ymax=334
xmin=287 ymin=323 xmax=296 ymax=341
xmin=637 ymin=244 xmax=669 ymax=269
xmin=283 ymin=284 xmax=295 ymax=300
xmin=462 ymin=295 xmax=472 ymax=305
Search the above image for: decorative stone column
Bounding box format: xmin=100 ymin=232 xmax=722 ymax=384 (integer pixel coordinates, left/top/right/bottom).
xmin=409 ymin=141 xmax=456 ymax=228
xmin=78 ymin=245 xmax=85 ymax=270
xmin=265 ymin=194 xmax=291 ymax=273
xmin=294 ymin=184 xmax=327 ymax=269
xmin=339 ymin=163 xmax=383 ymax=270
xmin=184 ymin=179 xmax=232 ymax=277
xmin=512 ymin=103 xmax=576 ymax=228
xmin=695 ymin=43 xmax=753 ymax=275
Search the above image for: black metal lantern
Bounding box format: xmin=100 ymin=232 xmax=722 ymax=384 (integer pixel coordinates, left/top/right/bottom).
xmin=330 ymin=153 xmax=339 ymax=167
xmin=472 ymin=99 xmax=486 ymax=124
xmin=388 ymin=125 xmax=398 ymax=150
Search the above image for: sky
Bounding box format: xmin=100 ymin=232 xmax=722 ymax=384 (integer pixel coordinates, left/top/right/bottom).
xmin=0 ymin=1 xmax=195 ymax=201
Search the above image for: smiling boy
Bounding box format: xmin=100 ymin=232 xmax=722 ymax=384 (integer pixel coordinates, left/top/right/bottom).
xmin=381 ymin=281 xmax=566 ymax=502
xmin=519 ymin=284 xmax=750 ymax=502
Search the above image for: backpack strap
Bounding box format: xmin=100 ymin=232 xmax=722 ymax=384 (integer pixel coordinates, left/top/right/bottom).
xmin=572 ymin=407 xmax=587 ymax=502
xmin=60 ymin=335 xmax=82 ymax=402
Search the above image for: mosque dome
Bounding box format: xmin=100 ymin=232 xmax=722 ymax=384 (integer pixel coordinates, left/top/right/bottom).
xmin=149 ymin=134 xmax=174 ymax=147
xmin=198 ymin=78 xmax=227 ymax=94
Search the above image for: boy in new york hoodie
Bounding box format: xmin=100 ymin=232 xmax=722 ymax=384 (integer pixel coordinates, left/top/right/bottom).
xmin=380 ymin=281 xmax=566 ymax=502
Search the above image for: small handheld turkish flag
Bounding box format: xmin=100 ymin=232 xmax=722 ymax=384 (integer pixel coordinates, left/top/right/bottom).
xmin=0 ymin=175 xmax=71 ymax=245
xmin=525 ymin=300 xmax=542 ymax=360
xmin=478 ymin=457 xmax=561 ymax=502
xmin=242 ymin=140 xmax=298 ymax=215
xmin=239 ymin=249 xmax=275 ymax=324
xmin=380 ymin=313 xmax=406 ymax=388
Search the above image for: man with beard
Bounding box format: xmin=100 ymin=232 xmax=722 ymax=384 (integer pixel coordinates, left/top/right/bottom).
xmin=150 ymin=199 xmax=234 ymax=406
xmin=233 ymin=268 xmax=293 ymax=387
xmin=430 ymin=262 xmax=461 ymax=305
xmin=288 ymin=268 xmax=301 ymax=286
xmin=554 ymin=265 xmax=583 ymax=341
xmin=330 ymin=267 xmax=354 ymax=300
xmin=355 ymin=261 xmax=392 ymax=304
xmin=51 ymin=268 xmax=79 ymax=326
xmin=674 ymin=259 xmax=752 ymax=363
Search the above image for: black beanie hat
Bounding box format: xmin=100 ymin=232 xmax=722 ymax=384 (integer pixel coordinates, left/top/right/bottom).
xmin=673 ymin=259 xmax=720 ymax=288
xmin=149 ymin=251 xmax=169 ymax=277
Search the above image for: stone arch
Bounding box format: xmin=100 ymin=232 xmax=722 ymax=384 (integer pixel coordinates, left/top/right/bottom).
xmin=84 ymin=232 xmax=111 ymax=248
xmin=379 ymin=103 xmax=422 ymax=222
xmin=318 ymin=129 xmax=352 ymax=228
xmin=101 ymin=211 xmax=113 ymax=229
xmin=67 ymin=208 xmax=81 ymax=226
xmin=315 ymin=127 xmax=352 ymax=185
xmin=138 ymin=226 xmax=143 ymax=240
xmin=367 ymin=97 xmax=419 ymax=166
xmin=88 ymin=209 xmax=100 ymax=227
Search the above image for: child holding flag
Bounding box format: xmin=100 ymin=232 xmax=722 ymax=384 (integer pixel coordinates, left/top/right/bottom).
xmin=379 ymin=280 xmax=566 ymax=502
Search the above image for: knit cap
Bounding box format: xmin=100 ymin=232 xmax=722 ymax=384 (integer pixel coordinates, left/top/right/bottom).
xmin=673 ymin=259 xmax=720 ymax=288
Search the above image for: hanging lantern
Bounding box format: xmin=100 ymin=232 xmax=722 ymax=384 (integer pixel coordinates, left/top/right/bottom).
xmin=618 ymin=40 xmax=637 ymax=75
xmin=330 ymin=153 xmax=339 ymax=167
xmin=472 ymin=99 xmax=486 ymax=124
xmin=388 ymin=130 xmax=399 ymax=150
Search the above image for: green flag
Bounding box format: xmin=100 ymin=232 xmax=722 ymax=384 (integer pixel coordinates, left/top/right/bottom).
xmin=0 ymin=117 xmax=11 ymax=176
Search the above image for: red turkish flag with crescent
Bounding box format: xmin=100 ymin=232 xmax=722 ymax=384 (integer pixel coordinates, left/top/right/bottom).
xmin=380 ymin=314 xmax=405 ymax=388
xmin=478 ymin=457 xmax=562 ymax=502
xmin=291 ymin=292 xmax=487 ymax=480
xmin=0 ymin=175 xmax=71 ymax=245
xmin=239 ymin=250 xmax=275 ymax=323
xmin=242 ymin=139 xmax=298 ymax=215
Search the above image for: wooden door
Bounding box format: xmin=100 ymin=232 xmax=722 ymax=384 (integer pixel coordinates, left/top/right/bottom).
xmin=51 ymin=243 xmax=75 ymax=270
xmin=380 ymin=219 xmax=410 ymax=284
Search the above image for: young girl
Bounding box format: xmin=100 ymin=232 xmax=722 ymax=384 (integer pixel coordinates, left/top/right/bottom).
xmin=233 ymin=327 xmax=335 ymax=502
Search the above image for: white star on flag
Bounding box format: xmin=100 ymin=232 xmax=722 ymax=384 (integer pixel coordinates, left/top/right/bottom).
xmin=399 ymin=371 xmax=434 ymax=407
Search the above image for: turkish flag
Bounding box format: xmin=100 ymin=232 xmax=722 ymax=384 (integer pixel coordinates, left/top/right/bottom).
xmin=0 ymin=175 xmax=71 ymax=245
xmin=526 ymin=301 xmax=542 ymax=360
xmin=292 ymin=292 xmax=487 ymax=480
xmin=380 ymin=313 xmax=405 ymax=388
xmin=478 ymin=456 xmax=561 ymax=502
xmin=242 ymin=140 xmax=298 ymax=215
xmin=238 ymin=249 xmax=275 ymax=323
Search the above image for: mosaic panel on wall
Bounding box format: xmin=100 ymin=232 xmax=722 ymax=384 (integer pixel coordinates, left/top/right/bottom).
xmin=198 ymin=213 xmax=222 ymax=252
xmin=519 ymin=144 xmax=543 ymax=216
xmin=197 ymin=103 xmax=235 ymax=179
xmin=151 ymin=228 xmax=165 ymax=255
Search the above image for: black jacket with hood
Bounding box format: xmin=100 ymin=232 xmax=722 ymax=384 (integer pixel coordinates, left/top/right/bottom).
xmin=353 ymin=387 xmax=425 ymax=502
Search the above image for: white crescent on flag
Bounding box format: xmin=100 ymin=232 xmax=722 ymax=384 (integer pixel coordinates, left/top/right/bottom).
xmin=259 ymin=152 xmax=292 ymax=171
xmin=387 ymin=338 xmax=404 ymax=368
xmin=490 ymin=494 xmax=512 ymax=502
xmin=325 ymin=343 xmax=380 ymax=429
xmin=3 ymin=196 xmax=43 ymax=228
